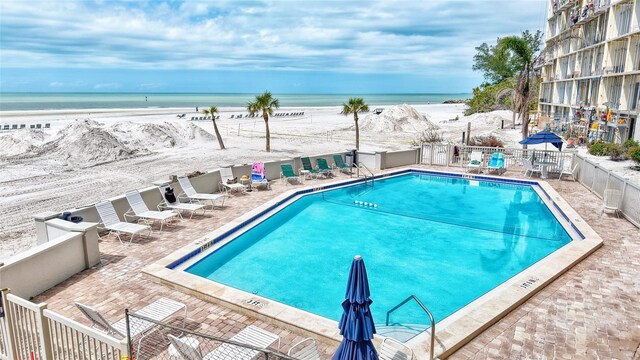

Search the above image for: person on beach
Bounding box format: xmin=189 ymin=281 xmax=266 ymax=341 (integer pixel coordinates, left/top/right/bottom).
xmin=196 ymin=106 xmax=198 ymax=112
xmin=145 ymin=96 xmax=147 ymax=101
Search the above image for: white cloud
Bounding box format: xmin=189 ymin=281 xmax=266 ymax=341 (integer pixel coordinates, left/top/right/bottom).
xmin=0 ymin=0 xmax=547 ymax=75
xmin=93 ymin=82 xmax=120 ymax=89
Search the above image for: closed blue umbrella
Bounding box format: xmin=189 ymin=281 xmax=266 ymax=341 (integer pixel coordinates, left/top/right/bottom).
xmin=519 ymin=130 xmax=563 ymax=150
xmin=333 ymin=255 xmax=379 ymax=360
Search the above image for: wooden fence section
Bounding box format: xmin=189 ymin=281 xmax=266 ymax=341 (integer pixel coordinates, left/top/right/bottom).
xmin=0 ymin=289 xmax=127 ymax=360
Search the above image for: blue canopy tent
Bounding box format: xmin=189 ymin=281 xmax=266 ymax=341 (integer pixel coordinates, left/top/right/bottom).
xmin=333 ymin=255 xmax=379 ymax=360
xmin=519 ymin=130 xmax=564 ymax=151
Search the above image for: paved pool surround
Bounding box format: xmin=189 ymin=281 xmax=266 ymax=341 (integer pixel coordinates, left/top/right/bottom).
xmin=142 ymin=168 xmax=603 ymax=358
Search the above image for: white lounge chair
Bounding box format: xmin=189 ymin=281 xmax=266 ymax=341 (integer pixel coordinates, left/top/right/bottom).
xmin=558 ymin=159 xmax=577 ymax=181
xmin=523 ymin=157 xmax=542 ymax=178
xmin=288 ymin=338 xmax=320 ymax=360
xmin=219 ymin=167 xmax=246 ymax=194
xmin=379 ymin=337 xmax=414 ymax=360
xmin=465 ymin=151 xmax=483 ymax=173
xmin=76 ymin=298 xmax=187 ymax=358
xmin=178 ymin=176 xmax=226 ymax=209
xmin=600 ymin=189 xmax=621 ymax=217
xmin=168 ymin=325 xmax=280 ymax=360
xmin=95 ymin=200 xmax=151 ymax=244
xmin=125 ymin=190 xmax=178 ymax=231
xmin=157 ymin=186 xmax=206 ymax=219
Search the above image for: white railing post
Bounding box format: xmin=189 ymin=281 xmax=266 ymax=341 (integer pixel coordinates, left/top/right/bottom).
xmin=34 ymin=304 xmax=52 ymax=360
xmin=446 ymin=144 xmax=451 ymax=167
xmin=0 ymin=289 xmax=17 ymax=360
xmin=429 ymin=144 xmax=434 ymax=165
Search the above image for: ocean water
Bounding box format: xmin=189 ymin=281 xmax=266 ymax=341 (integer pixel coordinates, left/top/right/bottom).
xmin=0 ymin=92 xmax=470 ymax=111
xmin=186 ymin=173 xmax=571 ymax=327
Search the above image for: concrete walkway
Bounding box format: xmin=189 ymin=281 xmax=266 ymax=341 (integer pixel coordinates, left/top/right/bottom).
xmin=33 ymin=168 xmax=640 ymax=359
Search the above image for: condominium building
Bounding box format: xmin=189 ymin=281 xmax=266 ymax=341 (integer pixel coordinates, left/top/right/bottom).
xmin=537 ymin=0 xmax=640 ymax=143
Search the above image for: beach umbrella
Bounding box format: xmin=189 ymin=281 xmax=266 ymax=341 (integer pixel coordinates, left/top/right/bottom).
xmin=333 ymin=255 xmax=379 ymax=360
xmin=519 ymin=130 xmax=563 ymax=151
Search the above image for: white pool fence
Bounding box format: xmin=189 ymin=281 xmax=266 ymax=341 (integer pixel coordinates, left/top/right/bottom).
xmin=0 ymin=289 xmax=128 ymax=360
xmin=419 ymin=143 xmax=640 ymax=228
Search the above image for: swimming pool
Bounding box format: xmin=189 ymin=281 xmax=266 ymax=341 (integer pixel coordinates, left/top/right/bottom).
xmin=183 ymin=172 xmax=575 ymax=331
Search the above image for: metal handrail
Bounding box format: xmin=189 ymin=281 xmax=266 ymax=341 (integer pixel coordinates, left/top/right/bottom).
xmin=385 ymin=295 xmax=435 ymax=360
xmin=355 ymin=162 xmax=375 ymax=185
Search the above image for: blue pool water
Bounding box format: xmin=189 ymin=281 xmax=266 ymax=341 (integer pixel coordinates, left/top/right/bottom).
xmin=186 ymin=173 xmax=572 ymax=326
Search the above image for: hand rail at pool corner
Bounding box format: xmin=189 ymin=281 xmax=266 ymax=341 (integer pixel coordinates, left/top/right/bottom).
xmin=355 ymin=162 xmax=375 ymax=186
xmin=385 ymin=294 xmax=435 ymax=360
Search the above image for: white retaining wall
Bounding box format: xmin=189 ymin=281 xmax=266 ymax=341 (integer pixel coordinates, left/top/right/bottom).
xmin=0 ymin=221 xmax=100 ymax=299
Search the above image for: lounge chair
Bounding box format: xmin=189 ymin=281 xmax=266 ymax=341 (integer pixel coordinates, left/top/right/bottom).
xmin=523 ymin=157 xmax=542 ymax=178
xmin=219 ymin=167 xmax=246 ymax=194
xmin=76 ymin=298 xmax=186 ymax=358
xmin=316 ymin=158 xmax=334 ymax=177
xmin=178 ymin=176 xmax=226 ymax=209
xmin=124 ymin=190 xmax=179 ymax=231
xmin=288 ymin=338 xmax=320 ymax=360
xmin=301 ymin=157 xmax=322 ymax=178
xmin=168 ymin=325 xmax=280 ymax=360
xmin=558 ymin=159 xmax=577 ymax=181
xmin=486 ymin=152 xmax=506 ymax=174
xmin=95 ymin=200 xmax=151 ymax=244
xmin=177 ymin=114 xmax=186 ymax=118
xmin=332 ymin=154 xmax=352 ymax=174
xmin=600 ymin=189 xmax=621 ymax=217
xmin=379 ymin=337 xmax=414 ymax=360
xmin=157 ymin=186 xmax=206 ymax=219
xmin=465 ymin=151 xmax=483 ymax=173
xmin=281 ymin=163 xmax=302 ymax=185
xmin=251 ymin=162 xmax=270 ymax=190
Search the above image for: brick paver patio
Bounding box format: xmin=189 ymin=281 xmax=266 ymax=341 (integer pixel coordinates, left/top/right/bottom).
xmin=32 ymin=167 xmax=640 ymax=359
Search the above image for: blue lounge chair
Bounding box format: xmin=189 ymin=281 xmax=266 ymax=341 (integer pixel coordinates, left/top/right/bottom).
xmin=280 ymin=164 xmax=301 ymax=185
xmin=333 ymin=155 xmax=352 ymax=174
xmin=300 ymin=157 xmax=322 ymax=178
xmin=316 ymin=158 xmax=334 ymax=177
xmin=251 ymin=162 xmax=270 ymax=190
xmin=486 ymin=153 xmax=506 ymax=174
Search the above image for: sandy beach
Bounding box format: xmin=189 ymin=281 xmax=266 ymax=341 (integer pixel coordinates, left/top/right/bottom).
xmin=1 ymin=103 xmax=638 ymax=259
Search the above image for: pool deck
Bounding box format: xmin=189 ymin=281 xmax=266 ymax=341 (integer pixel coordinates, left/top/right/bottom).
xmin=31 ymin=166 xmax=640 ymax=359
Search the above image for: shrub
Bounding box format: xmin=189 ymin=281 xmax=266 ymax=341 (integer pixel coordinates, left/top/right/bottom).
xmin=411 ymin=128 xmax=443 ymax=145
xmin=468 ymin=135 xmax=504 ymax=148
xmin=588 ymin=141 xmax=607 ymax=156
xmin=606 ymin=143 xmax=626 ymax=161
xmin=623 ymin=139 xmax=639 ymax=149
xmin=628 ymin=146 xmax=640 ymax=164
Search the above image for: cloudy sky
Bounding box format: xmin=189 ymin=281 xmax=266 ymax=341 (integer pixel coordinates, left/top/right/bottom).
xmin=0 ymin=0 xmax=548 ymax=93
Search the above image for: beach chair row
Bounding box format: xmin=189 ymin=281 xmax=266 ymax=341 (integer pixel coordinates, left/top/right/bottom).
xmin=191 ymin=116 xmax=220 ymax=121
xmin=230 ymin=113 xmax=261 ymax=119
xmin=228 ymin=112 xmax=305 ymax=119
xmin=273 ymin=111 xmax=304 ymax=117
xmin=94 ymin=167 xmax=274 ymax=244
xmin=280 ymin=155 xmax=352 ymax=185
xmin=1 ymin=123 xmax=50 ymax=131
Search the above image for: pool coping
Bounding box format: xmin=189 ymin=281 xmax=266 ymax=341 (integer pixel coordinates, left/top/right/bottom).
xmin=142 ymin=167 xmax=603 ymax=358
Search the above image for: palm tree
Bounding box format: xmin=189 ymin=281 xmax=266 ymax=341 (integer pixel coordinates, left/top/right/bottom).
xmin=499 ymin=36 xmax=538 ymax=141
xmin=342 ymin=98 xmax=369 ymax=150
xmin=202 ymin=106 xmax=225 ymax=150
xmin=247 ymin=91 xmax=280 ymax=152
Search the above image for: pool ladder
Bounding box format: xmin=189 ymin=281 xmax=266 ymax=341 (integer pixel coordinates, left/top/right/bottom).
xmin=385 ymin=294 xmax=435 ymax=360
xmin=354 ymin=162 xmax=375 ymax=186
